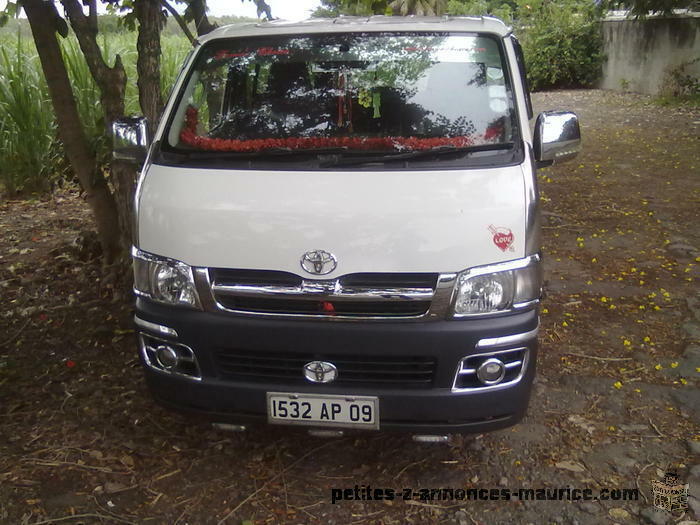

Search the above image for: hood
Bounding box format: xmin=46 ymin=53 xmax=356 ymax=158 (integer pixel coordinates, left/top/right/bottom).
xmin=137 ymin=164 xmax=526 ymax=276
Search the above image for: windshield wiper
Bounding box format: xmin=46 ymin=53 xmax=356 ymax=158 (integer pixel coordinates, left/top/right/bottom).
xmin=318 ymin=142 xmax=515 ymax=168
xmin=163 ymin=146 xmax=350 ymax=163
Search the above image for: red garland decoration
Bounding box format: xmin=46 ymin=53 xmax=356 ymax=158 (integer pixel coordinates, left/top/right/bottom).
xmin=180 ymin=106 xmax=503 ymax=153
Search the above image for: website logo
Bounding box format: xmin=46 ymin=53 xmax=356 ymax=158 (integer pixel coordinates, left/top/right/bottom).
xmin=651 ymin=466 xmax=688 ymax=513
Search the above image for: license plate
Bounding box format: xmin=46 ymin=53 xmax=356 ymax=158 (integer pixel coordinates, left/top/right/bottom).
xmin=267 ymin=392 xmax=379 ymax=430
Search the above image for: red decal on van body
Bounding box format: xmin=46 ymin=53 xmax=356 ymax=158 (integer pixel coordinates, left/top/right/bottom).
xmin=488 ymin=225 xmax=514 ymax=252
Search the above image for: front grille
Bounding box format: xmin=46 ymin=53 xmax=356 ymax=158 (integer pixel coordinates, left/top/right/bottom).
xmin=208 ymin=269 xmax=438 ymax=319
xmin=215 ymin=296 xmax=432 ymax=316
xmin=215 ymin=349 xmax=436 ymax=388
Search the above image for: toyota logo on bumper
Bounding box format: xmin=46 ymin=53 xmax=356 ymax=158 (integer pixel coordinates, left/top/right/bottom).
xmin=303 ymin=361 xmax=338 ymax=383
xmin=300 ymin=250 xmax=337 ymax=275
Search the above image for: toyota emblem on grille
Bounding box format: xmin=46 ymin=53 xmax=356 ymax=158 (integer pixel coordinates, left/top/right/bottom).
xmin=300 ymin=250 xmax=337 ymax=275
xmin=303 ymin=361 xmax=338 ymax=383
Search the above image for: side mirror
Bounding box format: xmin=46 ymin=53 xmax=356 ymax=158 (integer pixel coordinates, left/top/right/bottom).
xmin=533 ymin=111 xmax=581 ymax=167
xmin=112 ymin=117 xmax=149 ymax=164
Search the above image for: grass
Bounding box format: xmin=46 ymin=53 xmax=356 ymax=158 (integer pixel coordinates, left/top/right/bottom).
xmin=0 ymin=28 xmax=190 ymax=195
xmin=0 ymin=31 xmax=58 ymax=193
xmin=655 ymin=93 xmax=700 ymax=109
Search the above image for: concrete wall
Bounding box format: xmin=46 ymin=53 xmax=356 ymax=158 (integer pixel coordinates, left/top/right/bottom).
xmin=599 ymin=14 xmax=700 ymax=95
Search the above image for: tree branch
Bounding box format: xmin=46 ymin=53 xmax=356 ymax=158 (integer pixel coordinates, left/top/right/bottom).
xmin=252 ymin=0 xmax=273 ymax=19
xmin=60 ymin=0 xmax=127 ymax=124
xmin=87 ymin=0 xmax=97 ymax=32
xmin=160 ymin=0 xmax=195 ymax=44
xmin=188 ymin=0 xmax=217 ymax=37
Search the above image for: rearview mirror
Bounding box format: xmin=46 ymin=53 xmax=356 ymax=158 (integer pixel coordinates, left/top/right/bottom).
xmin=112 ymin=117 xmax=149 ymax=164
xmin=533 ymin=111 xmax=581 ymax=167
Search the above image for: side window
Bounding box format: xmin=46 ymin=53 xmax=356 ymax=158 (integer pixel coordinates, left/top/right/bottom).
xmin=511 ymin=36 xmax=533 ymax=120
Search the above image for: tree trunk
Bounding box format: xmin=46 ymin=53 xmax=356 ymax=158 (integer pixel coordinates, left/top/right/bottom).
xmin=61 ymin=0 xmax=136 ymax=253
xmin=24 ymin=0 xmax=121 ymax=263
xmin=134 ymin=0 xmax=164 ymax=136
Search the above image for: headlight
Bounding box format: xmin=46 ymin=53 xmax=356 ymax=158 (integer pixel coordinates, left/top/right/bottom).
xmin=452 ymin=255 xmax=542 ymax=317
xmin=132 ymin=248 xmax=201 ymax=308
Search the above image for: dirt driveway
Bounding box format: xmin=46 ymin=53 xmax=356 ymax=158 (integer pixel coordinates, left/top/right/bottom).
xmin=1 ymin=90 xmax=699 ymax=525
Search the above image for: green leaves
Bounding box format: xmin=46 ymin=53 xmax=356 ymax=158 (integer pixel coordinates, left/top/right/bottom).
xmin=0 ymin=2 xmax=18 ymax=28
xmin=446 ymin=0 xmax=514 ymax=22
xmin=517 ymin=0 xmax=604 ymax=91
xmin=614 ymin=0 xmax=695 ymax=18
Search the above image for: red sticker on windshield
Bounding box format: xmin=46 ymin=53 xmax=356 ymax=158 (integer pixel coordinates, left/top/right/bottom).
xmin=489 ymin=225 xmax=514 ymax=252
xmin=214 ymin=50 xmax=251 ymax=60
xmin=257 ymin=47 xmax=290 ymax=56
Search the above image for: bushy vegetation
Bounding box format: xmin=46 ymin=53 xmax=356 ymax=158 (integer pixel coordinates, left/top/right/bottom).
xmin=657 ymin=58 xmax=700 ymax=107
xmin=514 ymin=0 xmax=604 ymax=91
xmin=0 ymin=27 xmax=190 ymax=194
xmin=446 ymin=0 xmax=516 ymax=23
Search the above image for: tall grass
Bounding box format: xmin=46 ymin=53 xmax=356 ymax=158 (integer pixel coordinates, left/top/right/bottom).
xmin=0 ymin=29 xmax=191 ymax=195
xmin=0 ymin=31 xmax=59 ymax=193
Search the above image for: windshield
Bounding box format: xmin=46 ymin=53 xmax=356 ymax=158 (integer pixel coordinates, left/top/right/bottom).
xmin=163 ymin=32 xmax=520 ymax=166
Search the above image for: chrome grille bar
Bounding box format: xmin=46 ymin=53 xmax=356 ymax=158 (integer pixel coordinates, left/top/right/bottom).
xmin=210 ymin=282 xmax=435 ymax=302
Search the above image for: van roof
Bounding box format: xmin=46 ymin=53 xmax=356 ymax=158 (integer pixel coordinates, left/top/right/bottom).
xmin=198 ymin=15 xmax=512 ymax=44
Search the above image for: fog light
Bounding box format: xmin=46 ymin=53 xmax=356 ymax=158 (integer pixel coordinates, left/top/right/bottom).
xmin=155 ymin=345 xmax=179 ymax=370
xmin=476 ymin=358 xmax=506 ymax=385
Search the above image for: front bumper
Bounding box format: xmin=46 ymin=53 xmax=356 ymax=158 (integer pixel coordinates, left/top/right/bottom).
xmin=135 ymin=298 xmax=538 ymax=434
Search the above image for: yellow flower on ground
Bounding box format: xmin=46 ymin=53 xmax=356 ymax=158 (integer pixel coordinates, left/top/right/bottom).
xmin=671 ymin=362 xmax=679 ymax=368
xmin=655 ymin=364 xmax=662 ymax=370
xmin=613 ymin=381 xmax=622 ymax=389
